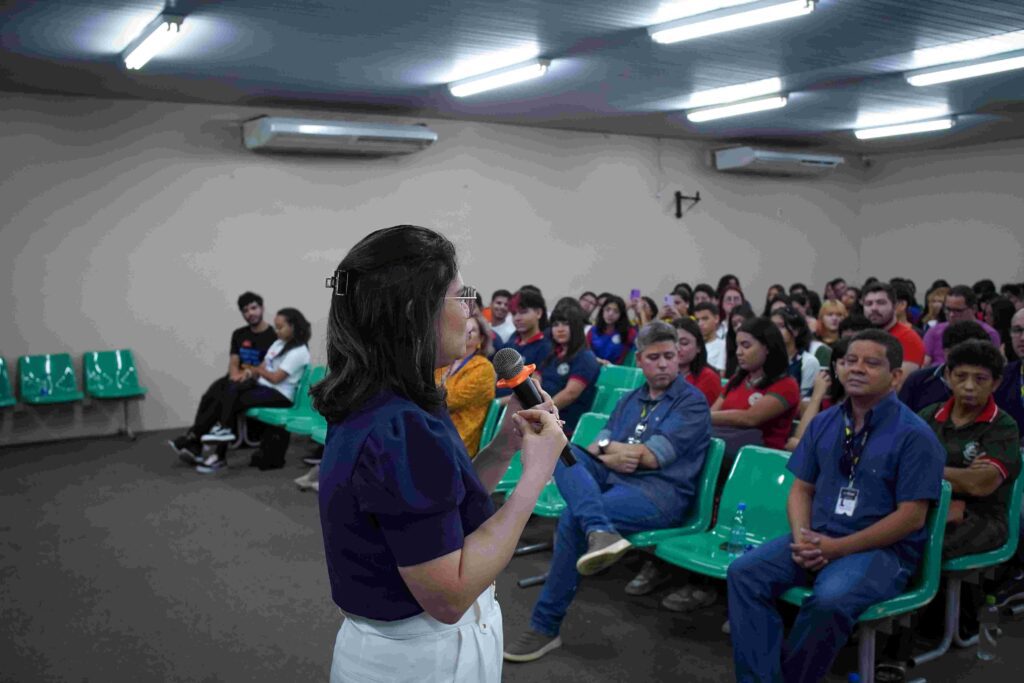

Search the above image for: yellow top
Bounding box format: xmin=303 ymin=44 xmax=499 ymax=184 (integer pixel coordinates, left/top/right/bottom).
xmin=435 ymin=354 xmax=496 ymax=458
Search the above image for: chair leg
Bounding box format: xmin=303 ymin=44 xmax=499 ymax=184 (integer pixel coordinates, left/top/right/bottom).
xmin=230 ymin=418 xmax=245 ymax=449
xmin=121 ymin=400 xmax=136 ymax=441
xmin=514 ymin=540 xmax=553 ymax=556
xmin=911 ymin=577 xmax=960 ymax=665
xmin=517 ymin=572 xmax=549 ymax=588
xmin=858 ymin=624 xmax=877 ymax=683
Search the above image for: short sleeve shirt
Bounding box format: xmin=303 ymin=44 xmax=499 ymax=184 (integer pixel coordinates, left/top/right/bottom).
xmin=720 ymin=375 xmax=800 ymax=449
xmin=994 ymin=360 xmax=1024 ymax=440
xmin=787 ymin=393 xmax=946 ymax=568
xmin=256 ymin=340 xmax=311 ymax=401
xmin=888 ymin=321 xmax=926 ymax=367
xmin=920 ymin=397 xmax=1021 ymax=524
xmin=540 ymin=348 xmax=601 ymax=433
xmin=686 ymin=366 xmax=723 ymax=406
xmin=318 ymin=392 xmax=495 ymax=621
xmin=923 ymin=321 xmax=1002 ymax=365
xmin=229 ymin=325 xmax=278 ymax=368
xmin=897 ymin=364 xmax=951 ymax=415
xmin=495 ymin=332 xmax=553 ymax=397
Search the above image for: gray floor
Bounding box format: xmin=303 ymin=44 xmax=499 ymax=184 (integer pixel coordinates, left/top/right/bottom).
xmin=1 ymin=429 xmax=1021 ymax=682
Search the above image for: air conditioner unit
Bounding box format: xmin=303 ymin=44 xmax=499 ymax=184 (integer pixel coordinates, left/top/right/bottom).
xmin=242 ymin=117 xmax=438 ymax=156
xmin=714 ymin=146 xmax=844 ymax=177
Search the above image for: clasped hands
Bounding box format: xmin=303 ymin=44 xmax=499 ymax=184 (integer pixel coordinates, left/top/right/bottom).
xmin=598 ymin=444 xmax=642 ymax=474
xmin=790 ymin=528 xmax=843 ymax=571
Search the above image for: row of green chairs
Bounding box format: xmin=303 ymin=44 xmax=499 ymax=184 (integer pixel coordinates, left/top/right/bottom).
xmin=1 ymin=351 xmax=147 ymax=437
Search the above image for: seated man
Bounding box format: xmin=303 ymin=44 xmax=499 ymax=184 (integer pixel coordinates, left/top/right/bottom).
xmin=922 ymin=285 xmax=1002 ymax=366
xmin=726 ymin=330 xmax=945 ymax=683
xmin=503 ymin=321 xmax=711 ymax=663
xmin=862 ymin=282 xmax=925 ymax=381
xmin=486 ymin=288 xmax=516 ymax=345
xmin=898 ymin=320 xmax=990 ymax=414
xmin=167 ymin=291 xmax=277 ymax=461
xmin=694 ymin=302 xmax=726 ymax=373
xmin=993 ymin=308 xmax=1024 ymax=604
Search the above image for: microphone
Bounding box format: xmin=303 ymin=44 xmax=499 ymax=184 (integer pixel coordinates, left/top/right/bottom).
xmin=493 ymin=347 xmax=576 ymax=466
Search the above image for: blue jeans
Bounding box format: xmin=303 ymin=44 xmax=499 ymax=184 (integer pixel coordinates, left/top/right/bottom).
xmin=727 ymin=534 xmax=912 ymax=683
xmin=529 ymin=447 xmax=682 ymax=637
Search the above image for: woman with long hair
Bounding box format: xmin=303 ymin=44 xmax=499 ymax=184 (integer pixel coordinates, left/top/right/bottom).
xmin=987 ymin=296 xmax=1020 ymax=362
xmin=313 ymin=225 xmax=565 ymax=683
xmin=771 ymin=307 xmax=822 ymax=399
xmin=920 ymin=286 xmax=949 ymax=330
xmin=712 ymin=317 xmax=801 ymax=451
xmin=784 ymin=336 xmax=850 ymax=451
xmin=587 ymin=294 xmax=637 ymax=365
xmin=539 ymin=305 xmax=601 ymax=435
xmin=435 ymin=308 xmax=497 ymax=458
xmin=762 ymin=284 xmax=785 ymax=317
xmin=672 ymin=317 xmax=722 ymax=406
xmin=816 ymin=299 xmax=847 ymax=347
xmin=724 ymin=303 xmax=757 ymax=379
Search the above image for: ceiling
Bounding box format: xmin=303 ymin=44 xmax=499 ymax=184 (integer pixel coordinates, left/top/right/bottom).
xmin=3 ymin=0 xmax=1024 ymax=154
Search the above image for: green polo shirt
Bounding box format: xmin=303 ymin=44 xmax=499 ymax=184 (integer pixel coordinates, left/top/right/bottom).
xmin=919 ymin=397 xmax=1021 ymax=525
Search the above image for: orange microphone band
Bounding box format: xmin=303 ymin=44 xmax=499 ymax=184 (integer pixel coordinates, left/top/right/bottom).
xmin=496 ymin=364 xmax=536 ymax=390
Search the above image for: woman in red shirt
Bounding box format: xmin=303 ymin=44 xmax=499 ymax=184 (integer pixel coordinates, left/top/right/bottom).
xmin=711 ymin=317 xmax=800 ymax=451
xmin=672 ymin=317 xmax=722 ymax=405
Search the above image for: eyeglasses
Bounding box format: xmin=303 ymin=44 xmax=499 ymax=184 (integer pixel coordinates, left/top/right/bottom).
xmin=446 ymin=285 xmax=478 ymax=317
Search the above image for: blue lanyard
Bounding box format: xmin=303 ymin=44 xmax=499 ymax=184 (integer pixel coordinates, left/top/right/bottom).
xmin=450 ymin=353 xmax=475 ymax=377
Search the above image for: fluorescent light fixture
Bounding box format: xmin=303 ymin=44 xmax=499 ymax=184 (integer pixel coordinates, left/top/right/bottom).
xmin=687 ymin=95 xmax=787 ymax=122
xmin=685 ymin=77 xmax=782 ymax=108
xmin=910 ymin=30 xmax=1024 ymax=70
xmin=651 ymin=0 xmax=762 ymax=23
xmin=448 ymin=59 xmax=550 ymax=97
xmin=854 ymin=117 xmax=955 ymax=140
xmin=123 ymin=14 xmax=184 ymax=70
xmin=907 ymin=52 xmax=1024 ymax=87
xmin=649 ymin=0 xmax=814 ymax=44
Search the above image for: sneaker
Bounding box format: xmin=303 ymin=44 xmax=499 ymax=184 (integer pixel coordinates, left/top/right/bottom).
xmin=503 ymin=628 xmax=562 ymax=663
xmin=661 ymin=585 xmax=717 ymax=612
xmin=302 ymin=455 xmax=323 ymax=466
xmin=196 ymin=454 xmax=227 ymax=474
xmin=295 ymin=465 xmax=320 ymax=491
xmin=176 ymin=441 xmax=202 ymax=466
xmin=168 ymin=433 xmax=196 ymax=453
xmin=576 ymin=531 xmax=632 ymax=576
xmin=201 ymin=425 xmax=236 ymax=443
xmin=995 ymin=569 xmax=1024 ymax=607
xmin=625 ymin=559 xmax=673 ymax=596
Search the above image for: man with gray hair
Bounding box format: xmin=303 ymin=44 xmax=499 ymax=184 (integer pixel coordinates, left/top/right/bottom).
xmin=504 ymin=321 xmax=712 ymax=663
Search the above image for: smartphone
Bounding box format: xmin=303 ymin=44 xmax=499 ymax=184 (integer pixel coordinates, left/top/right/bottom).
xmin=630 ymin=288 xmax=641 ymax=300
xmin=664 ymin=294 xmax=674 ymax=305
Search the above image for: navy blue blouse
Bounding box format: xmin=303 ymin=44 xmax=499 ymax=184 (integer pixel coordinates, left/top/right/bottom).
xmin=318 ymin=391 xmax=495 ymax=621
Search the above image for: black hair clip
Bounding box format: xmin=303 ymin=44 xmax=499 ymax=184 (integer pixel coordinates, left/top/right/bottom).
xmin=325 ymin=269 xmax=349 ymax=297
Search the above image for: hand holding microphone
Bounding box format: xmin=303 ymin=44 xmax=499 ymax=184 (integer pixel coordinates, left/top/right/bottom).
xmin=493 ymin=348 xmax=576 ymax=466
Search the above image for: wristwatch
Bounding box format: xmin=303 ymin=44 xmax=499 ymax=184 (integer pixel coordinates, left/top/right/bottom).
xmin=597 ymin=438 xmax=611 ymax=455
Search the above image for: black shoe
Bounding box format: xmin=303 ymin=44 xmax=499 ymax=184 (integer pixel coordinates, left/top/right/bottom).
xmin=257 ymin=458 xmax=285 ymax=471
xmin=174 ymin=440 xmax=202 ymax=465
xmin=875 ymin=663 xmax=906 ymax=682
xmin=249 ymin=450 xmax=265 ymax=468
xmin=625 ymin=560 xmax=673 ymax=596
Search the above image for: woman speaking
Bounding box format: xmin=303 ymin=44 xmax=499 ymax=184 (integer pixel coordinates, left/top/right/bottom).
xmin=312 ymin=225 xmax=565 ymax=682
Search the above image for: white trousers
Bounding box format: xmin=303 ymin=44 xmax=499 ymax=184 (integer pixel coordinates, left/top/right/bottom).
xmin=330 ymin=585 xmax=502 ymax=683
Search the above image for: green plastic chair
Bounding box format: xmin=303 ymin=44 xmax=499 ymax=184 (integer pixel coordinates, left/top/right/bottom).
xmin=622 ymin=348 xmax=637 ymax=368
xmin=912 ymin=470 xmax=1023 ymax=666
xmin=0 ymin=358 xmax=15 ymax=408
xmin=591 ymin=385 xmax=632 ymax=416
xmin=479 ymin=400 xmax=505 ymax=450
xmin=311 ymin=423 xmax=328 ymax=446
xmin=627 ymin=437 xmax=726 ymax=547
xmin=780 ymin=482 xmax=952 ymax=683
xmin=18 ymin=353 xmax=84 ymax=405
xmin=596 ymin=364 xmax=645 ymax=391
xmin=654 ymin=446 xmax=795 ymax=579
xmin=83 ymin=349 xmax=148 ymax=438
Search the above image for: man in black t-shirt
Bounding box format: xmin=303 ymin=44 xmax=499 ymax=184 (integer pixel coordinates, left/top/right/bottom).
xmin=167 ymin=291 xmax=278 ymax=461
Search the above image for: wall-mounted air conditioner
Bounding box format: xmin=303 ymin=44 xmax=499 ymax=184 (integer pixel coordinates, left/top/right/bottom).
xmin=714 ymin=146 xmax=844 ymax=177
xmin=243 ymin=117 xmax=438 ymax=156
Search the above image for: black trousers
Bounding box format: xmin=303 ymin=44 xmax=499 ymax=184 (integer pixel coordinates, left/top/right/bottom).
xmin=190 ymin=376 xmax=291 ymax=437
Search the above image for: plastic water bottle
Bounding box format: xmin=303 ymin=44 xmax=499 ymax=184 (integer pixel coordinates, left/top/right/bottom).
xmin=847 ymin=674 xmax=861 ymax=683
xmin=727 ymin=502 xmax=747 ymax=557
xmin=978 ymin=594 xmax=999 ymax=660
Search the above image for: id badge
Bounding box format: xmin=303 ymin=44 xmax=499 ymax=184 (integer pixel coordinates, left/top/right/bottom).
xmin=835 ymin=487 xmax=858 ymax=516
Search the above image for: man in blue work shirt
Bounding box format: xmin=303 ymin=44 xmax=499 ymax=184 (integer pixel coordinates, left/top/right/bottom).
xmin=727 ymin=329 xmax=946 ymax=683
xmin=504 ymin=321 xmax=711 ymax=663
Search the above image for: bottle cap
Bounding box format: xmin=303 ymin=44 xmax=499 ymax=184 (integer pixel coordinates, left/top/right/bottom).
xmin=986 ymin=595 xmax=996 ymax=605
xmin=738 ymin=502 xmax=746 ymax=510
xmin=848 ymin=674 xmax=861 ymax=683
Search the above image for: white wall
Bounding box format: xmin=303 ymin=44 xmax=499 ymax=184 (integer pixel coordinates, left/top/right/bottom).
xmin=2 ymin=91 xmax=1019 ymax=444
xmin=858 ymin=139 xmax=1024 ymax=288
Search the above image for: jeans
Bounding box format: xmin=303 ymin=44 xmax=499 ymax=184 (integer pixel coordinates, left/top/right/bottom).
xmin=727 ymin=534 xmax=912 ymax=683
xmin=529 ymin=447 xmax=683 ymax=637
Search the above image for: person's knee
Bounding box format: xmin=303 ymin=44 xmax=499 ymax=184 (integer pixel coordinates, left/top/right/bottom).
xmin=727 ymin=551 xmax=760 ymax=589
xmin=803 ymin=583 xmax=857 ymax=619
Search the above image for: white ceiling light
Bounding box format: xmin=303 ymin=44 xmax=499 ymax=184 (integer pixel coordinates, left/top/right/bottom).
xmin=854 ymin=117 xmax=955 ymax=140
xmin=685 ymin=77 xmax=782 ymax=109
xmin=910 ymin=30 xmax=1024 ymax=70
xmin=906 ymin=52 xmax=1024 ymax=87
xmin=448 ymin=59 xmax=550 ymax=97
xmin=648 ymin=0 xmax=814 ymax=45
xmin=122 ymin=14 xmax=184 ymax=70
xmin=687 ymin=95 xmax=787 ymax=122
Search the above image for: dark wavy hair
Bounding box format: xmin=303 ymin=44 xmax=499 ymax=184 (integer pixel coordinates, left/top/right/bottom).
xmin=826 ymin=336 xmax=850 ymax=404
xmin=543 ymin=304 xmax=588 ymax=368
xmin=726 ymin=316 xmax=790 ymax=393
xmin=237 ymin=291 xmax=263 ymax=311
xmin=772 ymin=306 xmax=812 ymax=353
xmin=597 ymin=295 xmax=632 ymax=340
xmin=311 ymin=225 xmax=457 ymax=421
xmin=672 ymin=316 xmax=708 ymax=375
xmin=945 ymin=339 xmax=1006 ymax=379
xmin=725 ymin=302 xmax=756 ymax=378
xmin=274 ymin=308 xmax=312 ymax=358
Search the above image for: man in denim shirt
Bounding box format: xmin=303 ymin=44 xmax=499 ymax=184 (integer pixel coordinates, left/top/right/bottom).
xmin=504 ymin=321 xmax=711 ymax=663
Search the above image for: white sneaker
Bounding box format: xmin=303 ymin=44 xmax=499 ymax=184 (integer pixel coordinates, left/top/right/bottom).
xmin=201 ymin=425 xmax=236 ymax=442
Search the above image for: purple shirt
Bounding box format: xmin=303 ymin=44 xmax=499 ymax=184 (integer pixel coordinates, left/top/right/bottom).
xmin=922 ymin=320 xmax=1001 ymax=365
